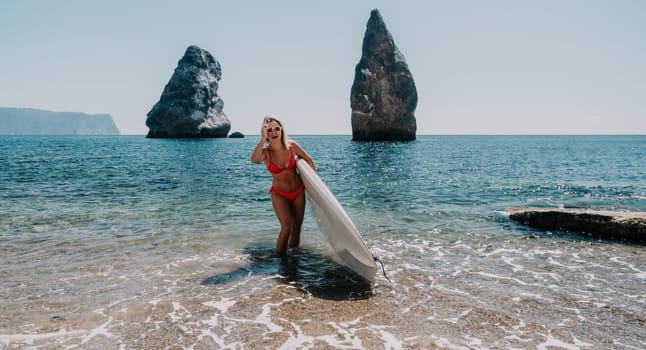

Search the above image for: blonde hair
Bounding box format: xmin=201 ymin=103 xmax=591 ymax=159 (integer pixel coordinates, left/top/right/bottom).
xmin=264 ymin=116 xmax=290 ymax=149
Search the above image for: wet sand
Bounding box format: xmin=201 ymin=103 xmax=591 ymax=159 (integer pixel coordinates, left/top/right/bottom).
xmin=2 ymin=239 xmax=644 ymax=349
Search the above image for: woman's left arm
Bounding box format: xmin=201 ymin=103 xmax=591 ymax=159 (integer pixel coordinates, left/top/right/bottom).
xmin=291 ymin=141 xmax=316 ymax=172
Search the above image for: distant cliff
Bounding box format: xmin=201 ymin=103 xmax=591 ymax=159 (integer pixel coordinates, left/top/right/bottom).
xmin=0 ymin=107 xmax=120 ymax=135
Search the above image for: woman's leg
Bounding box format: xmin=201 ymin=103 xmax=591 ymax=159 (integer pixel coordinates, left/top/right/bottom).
xmin=288 ymin=190 xmax=306 ymax=248
xmin=271 ymin=193 xmax=293 ymax=255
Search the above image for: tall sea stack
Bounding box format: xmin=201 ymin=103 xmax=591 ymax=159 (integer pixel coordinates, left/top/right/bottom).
xmin=146 ymin=45 xmax=231 ymax=138
xmin=350 ymin=9 xmax=417 ymax=141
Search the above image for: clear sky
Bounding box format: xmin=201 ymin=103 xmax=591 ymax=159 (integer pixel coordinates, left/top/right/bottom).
xmin=1 ymin=0 xmax=645 ymax=135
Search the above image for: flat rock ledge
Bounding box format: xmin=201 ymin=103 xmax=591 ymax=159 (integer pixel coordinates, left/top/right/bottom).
xmin=509 ymin=207 xmax=646 ymax=244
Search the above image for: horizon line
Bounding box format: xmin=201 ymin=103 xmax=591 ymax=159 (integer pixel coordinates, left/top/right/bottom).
xmin=8 ymin=133 xmax=641 ymax=137
xmin=119 ymin=133 xmax=646 ymax=136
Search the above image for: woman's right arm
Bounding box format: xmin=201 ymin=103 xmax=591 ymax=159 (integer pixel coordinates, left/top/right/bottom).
xmin=251 ymin=138 xmax=266 ymax=164
xmin=251 ymin=122 xmax=268 ymax=164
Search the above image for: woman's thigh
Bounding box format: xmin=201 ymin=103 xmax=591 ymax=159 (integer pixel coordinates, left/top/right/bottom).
xmin=291 ymin=191 xmax=306 ymax=226
xmin=271 ymin=193 xmax=294 ymax=228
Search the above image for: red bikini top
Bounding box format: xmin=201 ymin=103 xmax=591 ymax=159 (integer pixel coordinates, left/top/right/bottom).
xmin=266 ymin=148 xmax=296 ymax=174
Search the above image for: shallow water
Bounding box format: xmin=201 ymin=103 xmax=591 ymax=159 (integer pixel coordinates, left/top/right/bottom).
xmin=0 ymin=135 xmax=644 ymax=349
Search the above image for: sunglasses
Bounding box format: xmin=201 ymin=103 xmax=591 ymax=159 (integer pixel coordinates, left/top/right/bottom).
xmin=266 ymin=126 xmax=281 ymax=133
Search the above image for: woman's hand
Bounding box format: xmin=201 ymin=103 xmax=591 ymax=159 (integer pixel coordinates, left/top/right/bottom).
xmin=260 ymin=121 xmax=269 ymax=142
xmin=251 ymin=119 xmax=269 ymax=164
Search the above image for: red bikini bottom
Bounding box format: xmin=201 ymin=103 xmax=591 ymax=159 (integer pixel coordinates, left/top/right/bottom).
xmin=269 ymin=184 xmax=304 ymax=202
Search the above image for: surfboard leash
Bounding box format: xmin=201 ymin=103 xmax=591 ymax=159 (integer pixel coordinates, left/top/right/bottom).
xmin=373 ymin=256 xmax=392 ymax=283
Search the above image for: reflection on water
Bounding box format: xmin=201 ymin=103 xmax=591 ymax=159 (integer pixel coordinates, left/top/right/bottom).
xmin=202 ymin=245 xmax=373 ymax=300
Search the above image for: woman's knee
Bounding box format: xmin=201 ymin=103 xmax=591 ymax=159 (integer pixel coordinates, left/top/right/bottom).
xmin=279 ymin=223 xmax=293 ymax=235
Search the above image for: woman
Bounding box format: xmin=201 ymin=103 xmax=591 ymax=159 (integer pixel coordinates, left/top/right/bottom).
xmin=251 ymin=116 xmax=316 ymax=256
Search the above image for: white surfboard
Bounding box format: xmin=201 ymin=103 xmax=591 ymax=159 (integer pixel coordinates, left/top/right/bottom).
xmin=296 ymin=159 xmax=378 ymax=282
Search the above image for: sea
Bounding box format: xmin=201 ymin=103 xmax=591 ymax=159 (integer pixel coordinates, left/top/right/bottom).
xmin=0 ymin=135 xmax=644 ymax=349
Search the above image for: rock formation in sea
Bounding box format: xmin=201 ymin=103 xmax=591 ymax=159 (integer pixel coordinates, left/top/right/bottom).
xmin=509 ymin=207 xmax=646 ymax=244
xmin=228 ymin=131 xmax=244 ymax=138
xmin=0 ymin=107 xmax=120 ymax=135
xmin=146 ymin=45 xmax=231 ymax=138
xmin=350 ymin=9 xmax=418 ymax=141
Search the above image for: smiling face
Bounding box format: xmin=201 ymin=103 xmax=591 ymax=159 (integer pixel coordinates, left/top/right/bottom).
xmin=265 ymin=120 xmax=283 ymax=144
xmin=263 ymin=116 xmax=289 ymax=148
xmin=266 ymin=122 xmax=282 ymax=139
